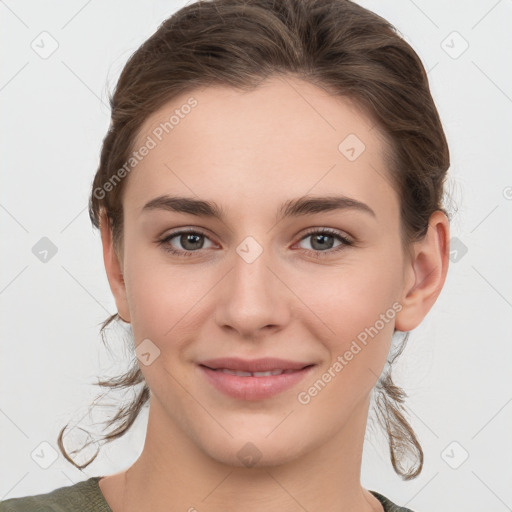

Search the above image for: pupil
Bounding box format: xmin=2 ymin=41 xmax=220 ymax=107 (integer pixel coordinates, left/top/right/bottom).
xmin=182 ymin=233 xmax=203 ymax=250
xmin=312 ymin=234 xmax=332 ymax=250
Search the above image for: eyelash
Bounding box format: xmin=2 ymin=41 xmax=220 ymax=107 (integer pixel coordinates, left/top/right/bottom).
xmin=157 ymin=228 xmax=354 ymax=259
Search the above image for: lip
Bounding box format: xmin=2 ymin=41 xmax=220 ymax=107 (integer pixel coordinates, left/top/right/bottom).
xmin=200 ymin=357 xmax=311 ymax=372
xmin=198 ymin=357 xmax=315 ymax=400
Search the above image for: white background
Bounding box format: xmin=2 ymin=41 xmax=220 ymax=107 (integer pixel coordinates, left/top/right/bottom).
xmin=1 ymin=1 xmax=511 ymax=511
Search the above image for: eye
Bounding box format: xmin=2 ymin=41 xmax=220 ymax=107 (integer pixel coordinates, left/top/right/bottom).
xmin=158 ymin=229 xmax=215 ymax=256
xmin=157 ymin=227 xmax=354 ymax=258
xmin=296 ymin=228 xmax=353 ymax=257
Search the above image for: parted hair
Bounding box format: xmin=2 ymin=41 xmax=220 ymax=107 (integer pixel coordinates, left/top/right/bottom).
xmin=58 ymin=0 xmax=450 ymax=480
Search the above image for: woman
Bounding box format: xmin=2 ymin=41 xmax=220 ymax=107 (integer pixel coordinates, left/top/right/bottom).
xmin=0 ymin=0 xmax=450 ymax=510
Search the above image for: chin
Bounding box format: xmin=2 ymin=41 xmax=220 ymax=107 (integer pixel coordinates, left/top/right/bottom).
xmin=198 ymin=410 xmax=320 ymax=466
xmin=202 ymin=434 xmax=307 ymax=469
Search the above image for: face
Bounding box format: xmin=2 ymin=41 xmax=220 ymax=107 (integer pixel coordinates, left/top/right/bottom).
xmin=111 ymin=76 xmax=416 ymax=467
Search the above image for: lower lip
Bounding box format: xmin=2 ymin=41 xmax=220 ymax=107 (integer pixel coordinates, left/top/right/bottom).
xmin=199 ymin=365 xmax=314 ymax=401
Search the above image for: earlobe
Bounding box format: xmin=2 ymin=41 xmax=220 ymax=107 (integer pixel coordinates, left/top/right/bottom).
xmin=395 ymin=210 xmax=450 ymax=332
xmin=99 ymin=210 xmax=131 ymax=323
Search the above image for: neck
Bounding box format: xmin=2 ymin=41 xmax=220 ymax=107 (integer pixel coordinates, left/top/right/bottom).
xmin=104 ymin=394 xmax=382 ymax=512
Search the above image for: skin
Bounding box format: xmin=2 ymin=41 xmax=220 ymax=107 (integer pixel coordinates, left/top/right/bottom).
xmin=98 ymin=75 xmax=449 ymax=512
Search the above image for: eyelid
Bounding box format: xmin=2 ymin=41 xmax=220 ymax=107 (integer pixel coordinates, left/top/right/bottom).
xmin=298 ymin=227 xmax=353 ymax=244
xmin=159 ymin=226 xmax=214 ymax=241
xmin=158 ymin=226 xmax=354 ymax=257
xmin=292 ymin=227 xmax=354 ymax=257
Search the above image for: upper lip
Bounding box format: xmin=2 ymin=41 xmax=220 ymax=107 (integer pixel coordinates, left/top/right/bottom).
xmin=199 ymin=357 xmax=313 ymax=372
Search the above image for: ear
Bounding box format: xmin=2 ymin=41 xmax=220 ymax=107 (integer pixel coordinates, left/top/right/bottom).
xmin=99 ymin=210 xmax=131 ymax=323
xmin=395 ymin=210 xmax=450 ymax=332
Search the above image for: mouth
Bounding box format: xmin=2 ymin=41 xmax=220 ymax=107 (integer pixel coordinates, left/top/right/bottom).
xmin=198 ymin=357 xmax=315 ymax=400
xmin=204 ymin=368 xmax=302 ymax=377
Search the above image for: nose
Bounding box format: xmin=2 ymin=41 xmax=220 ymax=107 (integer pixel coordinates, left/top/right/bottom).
xmin=214 ymin=241 xmax=291 ymax=340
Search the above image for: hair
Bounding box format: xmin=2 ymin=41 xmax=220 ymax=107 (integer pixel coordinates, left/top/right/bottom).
xmin=57 ymin=0 xmax=451 ymax=480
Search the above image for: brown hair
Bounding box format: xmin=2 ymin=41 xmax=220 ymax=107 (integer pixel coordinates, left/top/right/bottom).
xmin=58 ymin=0 xmax=451 ymax=480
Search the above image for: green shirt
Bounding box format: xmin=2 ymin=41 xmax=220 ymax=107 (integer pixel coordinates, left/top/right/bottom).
xmin=0 ymin=477 xmax=415 ymax=511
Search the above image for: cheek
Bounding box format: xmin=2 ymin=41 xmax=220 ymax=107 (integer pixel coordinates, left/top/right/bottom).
xmin=296 ymin=254 xmax=402 ymax=390
xmin=122 ymin=244 xmax=215 ymax=343
xmin=303 ymin=258 xmax=401 ymax=341
xmin=123 ymin=232 xmax=403 ymax=360
xmin=295 ymin=286 xmax=398 ymax=427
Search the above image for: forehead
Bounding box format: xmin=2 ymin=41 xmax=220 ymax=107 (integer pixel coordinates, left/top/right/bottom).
xmin=126 ymin=76 xmax=397 ymax=220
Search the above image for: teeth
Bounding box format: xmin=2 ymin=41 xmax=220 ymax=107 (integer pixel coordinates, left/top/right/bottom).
xmin=253 ymin=370 xmax=284 ymax=376
xmin=218 ymin=368 xmax=290 ymax=377
xmin=221 ymin=369 xmax=252 ymax=376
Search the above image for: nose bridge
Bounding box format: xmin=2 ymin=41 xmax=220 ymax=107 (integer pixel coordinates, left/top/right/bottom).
xmin=233 ymin=237 xmax=270 ymax=293
xmin=216 ymin=234 xmax=289 ymax=336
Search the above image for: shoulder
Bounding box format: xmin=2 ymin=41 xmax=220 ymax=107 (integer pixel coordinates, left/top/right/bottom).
xmin=0 ymin=477 xmax=112 ymax=512
xmin=370 ymin=490 xmax=416 ymax=512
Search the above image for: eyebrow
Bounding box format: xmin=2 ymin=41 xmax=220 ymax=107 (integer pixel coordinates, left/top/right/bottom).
xmin=142 ymin=194 xmax=376 ymax=222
